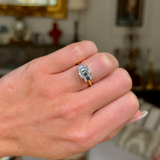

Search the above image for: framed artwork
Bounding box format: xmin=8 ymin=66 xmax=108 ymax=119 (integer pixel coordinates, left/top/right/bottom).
xmin=116 ymin=0 xmax=143 ymax=26
xmin=0 ymin=0 xmax=67 ymax=19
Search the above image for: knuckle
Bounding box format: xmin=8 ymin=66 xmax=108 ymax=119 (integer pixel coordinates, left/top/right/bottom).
xmin=68 ymin=41 xmax=98 ymax=61
xmin=70 ymin=123 xmax=93 ymax=151
xmin=73 ymin=130 xmax=91 ymax=151
xmin=96 ymin=53 xmax=112 ymax=71
xmin=116 ymin=68 xmax=132 ymax=89
xmin=69 ymin=43 xmax=86 ymax=60
xmin=77 ymin=132 xmax=90 ymax=144
xmin=26 ymin=59 xmax=38 ymax=73
xmin=25 ymin=58 xmax=42 ymax=81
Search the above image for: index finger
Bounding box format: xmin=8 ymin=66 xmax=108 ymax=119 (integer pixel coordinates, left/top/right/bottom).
xmin=41 ymin=41 xmax=98 ymax=74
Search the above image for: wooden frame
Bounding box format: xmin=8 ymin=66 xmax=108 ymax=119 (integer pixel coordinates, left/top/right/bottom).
xmin=116 ymin=0 xmax=143 ymax=26
xmin=0 ymin=0 xmax=67 ymax=19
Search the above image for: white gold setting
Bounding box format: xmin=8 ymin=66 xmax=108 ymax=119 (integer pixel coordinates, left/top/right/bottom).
xmin=77 ymin=63 xmax=92 ymax=82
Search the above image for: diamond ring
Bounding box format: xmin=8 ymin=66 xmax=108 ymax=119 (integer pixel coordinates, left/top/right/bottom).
xmin=77 ymin=62 xmax=92 ymax=86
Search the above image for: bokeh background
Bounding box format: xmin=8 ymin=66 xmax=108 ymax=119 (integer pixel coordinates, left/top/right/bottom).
xmin=0 ymin=0 xmax=160 ymax=160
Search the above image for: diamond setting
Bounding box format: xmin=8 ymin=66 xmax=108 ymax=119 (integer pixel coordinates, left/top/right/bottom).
xmin=77 ymin=63 xmax=92 ymax=82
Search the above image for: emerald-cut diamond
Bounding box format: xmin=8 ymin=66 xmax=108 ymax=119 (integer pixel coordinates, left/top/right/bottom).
xmin=77 ymin=63 xmax=92 ymax=82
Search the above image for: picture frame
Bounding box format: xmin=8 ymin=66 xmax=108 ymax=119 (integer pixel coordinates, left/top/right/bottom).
xmin=116 ymin=0 xmax=143 ymax=26
xmin=0 ymin=0 xmax=67 ymax=19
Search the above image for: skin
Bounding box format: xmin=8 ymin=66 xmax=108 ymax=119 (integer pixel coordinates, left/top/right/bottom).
xmin=0 ymin=41 xmax=140 ymax=159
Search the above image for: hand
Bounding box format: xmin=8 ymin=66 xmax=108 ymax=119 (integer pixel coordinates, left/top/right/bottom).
xmin=0 ymin=41 xmax=141 ymax=159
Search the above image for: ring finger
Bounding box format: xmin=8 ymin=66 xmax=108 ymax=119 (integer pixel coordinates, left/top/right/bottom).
xmin=61 ymin=53 xmax=119 ymax=92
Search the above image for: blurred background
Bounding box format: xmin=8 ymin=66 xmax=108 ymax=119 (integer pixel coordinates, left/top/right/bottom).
xmin=0 ymin=0 xmax=160 ymax=160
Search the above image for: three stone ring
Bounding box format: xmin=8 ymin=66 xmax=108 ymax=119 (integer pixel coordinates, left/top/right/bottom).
xmin=77 ymin=62 xmax=93 ymax=87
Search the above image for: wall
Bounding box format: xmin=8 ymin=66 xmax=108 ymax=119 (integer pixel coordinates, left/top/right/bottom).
xmin=0 ymin=0 xmax=160 ymax=70
xmin=148 ymin=0 xmax=160 ymax=70
xmin=0 ymin=12 xmax=75 ymax=45
xmin=82 ymin=0 xmax=160 ymax=70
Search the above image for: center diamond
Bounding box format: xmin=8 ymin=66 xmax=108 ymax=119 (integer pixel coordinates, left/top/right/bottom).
xmin=77 ymin=63 xmax=92 ymax=82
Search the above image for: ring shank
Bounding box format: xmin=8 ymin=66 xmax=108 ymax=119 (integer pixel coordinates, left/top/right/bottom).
xmin=88 ymin=80 xmax=92 ymax=87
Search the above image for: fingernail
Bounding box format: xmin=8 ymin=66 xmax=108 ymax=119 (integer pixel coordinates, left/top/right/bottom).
xmin=125 ymin=111 xmax=148 ymax=125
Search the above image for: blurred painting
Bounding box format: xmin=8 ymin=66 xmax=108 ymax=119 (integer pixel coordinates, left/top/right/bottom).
xmin=116 ymin=0 xmax=143 ymax=26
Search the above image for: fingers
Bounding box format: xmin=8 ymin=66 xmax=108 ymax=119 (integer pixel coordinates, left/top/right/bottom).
xmin=125 ymin=111 xmax=148 ymax=125
xmin=40 ymin=41 xmax=98 ymax=74
xmin=102 ymin=124 xmax=125 ymax=142
xmin=78 ymin=68 xmax=132 ymax=113
xmin=130 ymin=110 xmax=142 ymax=119
xmin=101 ymin=110 xmax=142 ymax=142
xmin=62 ymin=53 xmax=119 ymax=92
xmin=88 ymin=91 xmax=139 ymax=144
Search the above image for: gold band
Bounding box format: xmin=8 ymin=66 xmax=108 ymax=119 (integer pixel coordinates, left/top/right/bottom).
xmin=88 ymin=80 xmax=93 ymax=87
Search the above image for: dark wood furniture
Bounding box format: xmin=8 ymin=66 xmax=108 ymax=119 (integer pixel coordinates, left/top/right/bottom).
xmin=133 ymin=90 xmax=160 ymax=108
xmin=0 ymin=43 xmax=64 ymax=77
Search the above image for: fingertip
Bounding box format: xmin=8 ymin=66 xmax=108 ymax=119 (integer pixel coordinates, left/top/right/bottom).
xmin=125 ymin=111 xmax=148 ymax=125
xmin=132 ymin=110 xmax=142 ymax=119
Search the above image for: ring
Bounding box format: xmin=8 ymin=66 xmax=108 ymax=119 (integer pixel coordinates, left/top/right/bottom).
xmin=77 ymin=62 xmax=93 ymax=86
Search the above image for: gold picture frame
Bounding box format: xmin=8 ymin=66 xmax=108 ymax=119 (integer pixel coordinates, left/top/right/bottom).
xmin=0 ymin=0 xmax=67 ymax=19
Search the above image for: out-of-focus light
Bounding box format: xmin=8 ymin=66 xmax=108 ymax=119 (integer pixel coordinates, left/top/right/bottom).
xmin=0 ymin=0 xmax=57 ymax=6
xmin=48 ymin=0 xmax=57 ymax=6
